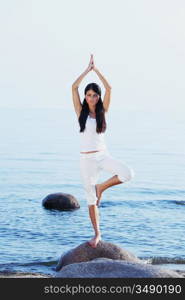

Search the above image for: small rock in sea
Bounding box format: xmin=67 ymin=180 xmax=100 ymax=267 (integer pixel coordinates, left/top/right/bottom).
xmin=42 ymin=192 xmax=80 ymax=211
xmin=56 ymin=240 xmax=141 ymax=271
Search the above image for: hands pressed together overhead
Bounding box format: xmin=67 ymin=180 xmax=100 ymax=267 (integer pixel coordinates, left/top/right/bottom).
xmin=72 ymin=53 xmax=111 ymax=113
xmin=84 ymin=54 xmax=111 ymax=91
xmin=72 ymin=53 xmax=111 ymax=92
xmin=86 ymin=54 xmax=97 ymax=72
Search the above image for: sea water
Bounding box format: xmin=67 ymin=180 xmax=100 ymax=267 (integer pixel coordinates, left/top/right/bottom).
xmin=0 ymin=107 xmax=184 ymax=276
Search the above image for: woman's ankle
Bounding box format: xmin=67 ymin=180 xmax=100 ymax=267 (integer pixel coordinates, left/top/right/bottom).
xmin=95 ymin=230 xmax=101 ymax=237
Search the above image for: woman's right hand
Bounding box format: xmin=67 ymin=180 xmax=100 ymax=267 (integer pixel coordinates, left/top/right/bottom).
xmin=85 ymin=54 xmax=94 ymax=72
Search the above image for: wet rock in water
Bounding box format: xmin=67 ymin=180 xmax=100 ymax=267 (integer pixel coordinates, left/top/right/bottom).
xmin=56 ymin=240 xmax=141 ymax=271
xmin=42 ymin=192 xmax=80 ymax=211
xmin=55 ymin=257 xmax=183 ymax=278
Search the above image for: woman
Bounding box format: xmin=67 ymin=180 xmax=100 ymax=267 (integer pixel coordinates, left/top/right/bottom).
xmin=72 ymin=54 xmax=135 ymax=248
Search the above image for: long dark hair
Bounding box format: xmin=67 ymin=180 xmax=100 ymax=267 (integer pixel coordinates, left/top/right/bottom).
xmin=78 ymin=83 xmax=106 ymax=133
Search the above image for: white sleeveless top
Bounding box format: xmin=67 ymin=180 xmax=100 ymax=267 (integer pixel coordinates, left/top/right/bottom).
xmin=80 ymin=115 xmax=107 ymax=152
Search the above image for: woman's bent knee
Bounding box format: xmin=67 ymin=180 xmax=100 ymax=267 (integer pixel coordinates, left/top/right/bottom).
xmin=118 ymin=166 xmax=135 ymax=183
xmin=129 ymin=168 xmax=135 ymax=180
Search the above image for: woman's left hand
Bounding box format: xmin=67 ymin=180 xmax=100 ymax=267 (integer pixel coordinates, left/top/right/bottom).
xmin=92 ymin=55 xmax=97 ymax=71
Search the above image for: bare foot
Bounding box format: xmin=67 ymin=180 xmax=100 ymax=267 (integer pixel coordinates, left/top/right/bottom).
xmin=95 ymin=184 xmax=103 ymax=207
xmin=88 ymin=234 xmax=101 ymax=248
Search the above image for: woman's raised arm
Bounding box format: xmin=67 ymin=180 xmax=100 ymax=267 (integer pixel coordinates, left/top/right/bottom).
xmin=92 ymin=56 xmax=112 ymax=112
xmin=72 ymin=55 xmax=93 ymax=118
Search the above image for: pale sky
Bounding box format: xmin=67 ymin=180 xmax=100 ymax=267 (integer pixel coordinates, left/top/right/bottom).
xmin=0 ymin=0 xmax=185 ymax=112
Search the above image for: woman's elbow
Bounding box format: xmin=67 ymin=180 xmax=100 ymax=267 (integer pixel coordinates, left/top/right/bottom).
xmin=72 ymin=84 xmax=78 ymax=90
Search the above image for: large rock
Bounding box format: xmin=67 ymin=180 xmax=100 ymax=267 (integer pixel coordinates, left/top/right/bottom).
xmin=42 ymin=192 xmax=80 ymax=211
xmin=56 ymin=240 xmax=141 ymax=271
xmin=55 ymin=258 xmax=183 ymax=278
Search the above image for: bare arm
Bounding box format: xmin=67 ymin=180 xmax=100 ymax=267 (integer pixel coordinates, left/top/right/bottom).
xmin=72 ymin=68 xmax=89 ymax=89
xmin=92 ymin=55 xmax=111 ymax=112
xmin=93 ymin=68 xmax=112 ymax=90
xmin=72 ymin=55 xmax=93 ymax=118
xmin=94 ymin=68 xmax=112 ymax=112
xmin=71 ymin=70 xmax=88 ymax=118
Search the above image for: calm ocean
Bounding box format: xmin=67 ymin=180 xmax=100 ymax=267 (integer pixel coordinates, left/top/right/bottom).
xmin=0 ymin=107 xmax=184 ymax=276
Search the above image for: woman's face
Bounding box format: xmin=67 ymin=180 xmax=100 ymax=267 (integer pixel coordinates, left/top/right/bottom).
xmin=85 ymin=89 xmax=99 ymax=106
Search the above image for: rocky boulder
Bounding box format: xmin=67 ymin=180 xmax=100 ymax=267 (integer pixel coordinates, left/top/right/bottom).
xmin=42 ymin=192 xmax=80 ymax=211
xmin=56 ymin=240 xmax=141 ymax=271
xmin=55 ymin=257 xmax=183 ymax=278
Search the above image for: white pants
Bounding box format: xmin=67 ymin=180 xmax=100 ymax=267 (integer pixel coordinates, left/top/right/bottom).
xmin=80 ymin=149 xmax=135 ymax=205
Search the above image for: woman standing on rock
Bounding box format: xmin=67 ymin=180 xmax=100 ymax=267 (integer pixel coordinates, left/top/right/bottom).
xmin=72 ymin=54 xmax=135 ymax=248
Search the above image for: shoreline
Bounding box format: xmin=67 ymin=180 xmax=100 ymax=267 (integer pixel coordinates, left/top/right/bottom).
xmin=0 ymin=270 xmax=184 ymax=278
xmin=0 ymin=271 xmax=53 ymax=278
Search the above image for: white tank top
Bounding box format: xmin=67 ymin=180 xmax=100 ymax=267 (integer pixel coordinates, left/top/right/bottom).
xmin=80 ymin=115 xmax=107 ymax=152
